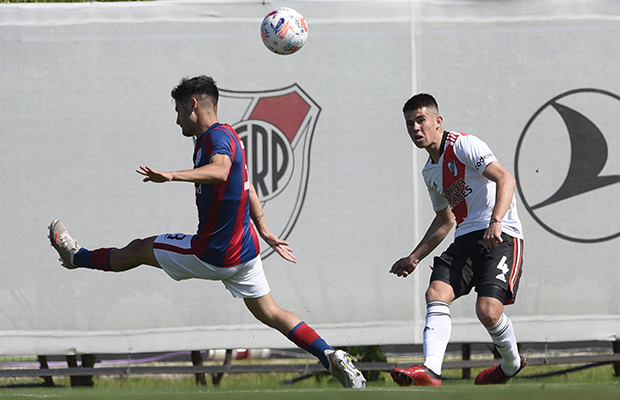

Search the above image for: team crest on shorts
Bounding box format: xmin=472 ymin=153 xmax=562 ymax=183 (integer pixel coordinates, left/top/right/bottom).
xmin=219 ymin=84 xmax=321 ymax=259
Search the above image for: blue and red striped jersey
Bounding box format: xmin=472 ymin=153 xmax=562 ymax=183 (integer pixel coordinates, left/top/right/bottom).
xmin=190 ymin=123 xmax=260 ymax=267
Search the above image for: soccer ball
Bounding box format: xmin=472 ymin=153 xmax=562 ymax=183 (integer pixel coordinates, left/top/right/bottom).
xmin=260 ymin=8 xmax=308 ymax=55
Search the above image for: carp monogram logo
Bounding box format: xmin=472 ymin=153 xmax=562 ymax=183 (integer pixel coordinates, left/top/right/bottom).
xmin=515 ymin=88 xmax=620 ymax=243
xmin=220 ymin=84 xmax=321 ymax=258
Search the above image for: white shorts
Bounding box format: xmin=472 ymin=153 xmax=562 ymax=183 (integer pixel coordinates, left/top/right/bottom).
xmin=153 ymin=233 xmax=270 ymax=299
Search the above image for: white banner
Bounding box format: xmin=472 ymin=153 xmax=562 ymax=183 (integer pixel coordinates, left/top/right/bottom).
xmin=0 ymin=0 xmax=618 ymax=356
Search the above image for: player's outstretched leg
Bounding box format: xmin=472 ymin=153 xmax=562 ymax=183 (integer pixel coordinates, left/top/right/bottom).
xmin=244 ymin=295 xmax=365 ymax=388
xmin=48 ymin=219 xmax=158 ymax=272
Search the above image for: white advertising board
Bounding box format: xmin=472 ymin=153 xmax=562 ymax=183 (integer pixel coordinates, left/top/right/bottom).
xmin=0 ymin=0 xmax=618 ymax=355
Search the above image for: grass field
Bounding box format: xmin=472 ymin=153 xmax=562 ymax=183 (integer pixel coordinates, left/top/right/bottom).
xmin=0 ymin=363 xmax=617 ymax=400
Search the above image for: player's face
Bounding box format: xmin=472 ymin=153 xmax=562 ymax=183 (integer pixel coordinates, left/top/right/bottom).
xmin=175 ymin=100 xmax=197 ymax=137
xmin=404 ymin=107 xmax=443 ymax=149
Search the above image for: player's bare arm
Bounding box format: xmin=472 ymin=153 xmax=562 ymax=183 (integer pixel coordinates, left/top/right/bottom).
xmin=481 ymin=161 xmax=516 ymax=249
xmin=137 ymin=154 xmax=231 ymax=184
xmin=390 ymin=206 xmax=454 ymax=278
xmin=248 ymin=181 xmax=297 ymax=264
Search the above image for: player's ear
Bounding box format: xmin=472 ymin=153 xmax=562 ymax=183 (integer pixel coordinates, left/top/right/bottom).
xmin=189 ymin=97 xmax=199 ymax=113
xmin=436 ymin=115 xmax=443 ymax=126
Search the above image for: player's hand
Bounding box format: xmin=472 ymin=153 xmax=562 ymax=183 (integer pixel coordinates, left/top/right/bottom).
xmin=137 ymin=166 xmax=173 ymax=183
xmin=263 ymin=233 xmax=296 ymax=264
xmin=483 ymin=222 xmax=503 ymax=249
xmin=390 ymin=256 xmax=418 ymax=278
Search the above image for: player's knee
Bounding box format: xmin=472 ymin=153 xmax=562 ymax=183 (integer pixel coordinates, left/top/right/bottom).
xmin=425 ymin=281 xmax=454 ymax=303
xmin=476 ymin=308 xmax=497 ymax=327
xmin=121 ymin=238 xmax=154 ymax=264
xmin=476 ymin=297 xmax=503 ymax=327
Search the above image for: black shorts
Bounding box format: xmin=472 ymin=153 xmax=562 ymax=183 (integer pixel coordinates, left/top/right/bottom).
xmin=431 ymin=230 xmax=524 ymax=305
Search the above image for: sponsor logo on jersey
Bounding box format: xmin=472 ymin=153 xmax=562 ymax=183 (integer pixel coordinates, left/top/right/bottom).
xmin=219 ymin=84 xmax=321 ymax=258
xmin=475 ymin=153 xmax=493 ymax=171
xmin=515 ymin=88 xmax=620 ymax=242
xmin=442 ymin=178 xmax=473 ymax=208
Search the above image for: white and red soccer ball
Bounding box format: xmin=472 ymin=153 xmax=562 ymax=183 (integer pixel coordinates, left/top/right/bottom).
xmin=260 ymin=8 xmax=308 ymax=55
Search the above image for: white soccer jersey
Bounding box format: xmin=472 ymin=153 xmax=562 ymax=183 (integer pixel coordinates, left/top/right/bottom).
xmin=422 ymin=131 xmax=523 ymax=239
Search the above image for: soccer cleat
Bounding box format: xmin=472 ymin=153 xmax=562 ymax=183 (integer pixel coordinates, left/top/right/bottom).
xmin=391 ymin=365 xmax=442 ymax=387
xmin=326 ymin=349 xmax=366 ymax=389
xmin=48 ymin=219 xmax=81 ymax=269
xmin=474 ymin=354 xmax=527 ymax=385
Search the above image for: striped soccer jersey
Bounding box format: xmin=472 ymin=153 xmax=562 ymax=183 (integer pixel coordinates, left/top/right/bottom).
xmin=422 ymin=131 xmax=523 ymax=239
xmin=190 ymin=123 xmax=260 ymax=267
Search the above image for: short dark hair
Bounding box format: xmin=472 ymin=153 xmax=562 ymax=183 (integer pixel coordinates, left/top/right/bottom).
xmin=171 ymin=75 xmax=219 ymax=105
xmin=403 ymin=93 xmax=438 ymax=114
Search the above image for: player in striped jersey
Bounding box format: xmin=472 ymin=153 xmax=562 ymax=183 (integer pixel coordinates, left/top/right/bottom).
xmin=390 ymin=94 xmax=526 ymax=386
xmin=49 ymin=75 xmax=365 ymax=389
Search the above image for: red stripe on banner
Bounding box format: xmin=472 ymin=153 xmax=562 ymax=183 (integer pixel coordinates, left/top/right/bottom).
xmin=154 ymin=242 xmax=194 ymax=255
xmin=249 ymin=93 xmax=310 ymax=143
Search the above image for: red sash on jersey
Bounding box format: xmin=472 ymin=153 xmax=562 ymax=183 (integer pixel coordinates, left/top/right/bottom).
xmin=442 ymin=141 xmax=470 ymax=227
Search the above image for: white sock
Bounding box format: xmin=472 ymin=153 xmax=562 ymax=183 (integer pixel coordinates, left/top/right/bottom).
xmin=487 ymin=313 xmax=520 ymax=376
xmin=423 ymin=301 xmax=451 ymax=376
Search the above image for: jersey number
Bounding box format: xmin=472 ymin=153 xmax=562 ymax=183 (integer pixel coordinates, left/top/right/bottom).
xmin=166 ymin=234 xmax=186 ymax=241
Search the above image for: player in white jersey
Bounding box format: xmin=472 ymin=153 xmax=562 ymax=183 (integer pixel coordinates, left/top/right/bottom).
xmin=389 ymin=94 xmax=526 ymax=386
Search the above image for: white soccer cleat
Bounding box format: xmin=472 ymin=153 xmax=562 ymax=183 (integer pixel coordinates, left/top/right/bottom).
xmin=48 ymin=219 xmax=81 ymax=269
xmin=326 ymin=349 xmax=366 ymax=389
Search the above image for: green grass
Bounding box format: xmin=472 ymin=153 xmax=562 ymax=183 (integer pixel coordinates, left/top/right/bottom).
xmin=0 ymin=364 xmax=617 ymax=400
